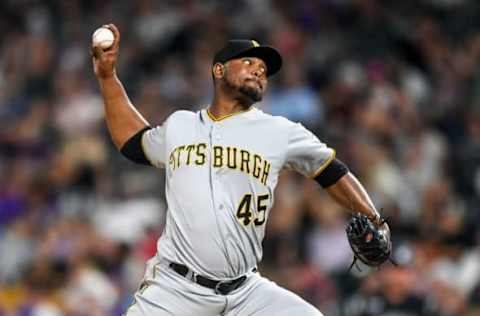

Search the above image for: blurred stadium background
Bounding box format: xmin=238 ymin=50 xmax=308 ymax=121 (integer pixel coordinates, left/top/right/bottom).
xmin=1 ymin=0 xmax=480 ymax=315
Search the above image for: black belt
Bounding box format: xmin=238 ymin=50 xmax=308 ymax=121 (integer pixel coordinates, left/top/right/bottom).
xmin=169 ymin=262 xmax=254 ymax=295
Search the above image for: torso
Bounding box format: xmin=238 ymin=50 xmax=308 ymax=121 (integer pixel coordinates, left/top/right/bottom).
xmin=142 ymin=107 xmax=334 ymax=279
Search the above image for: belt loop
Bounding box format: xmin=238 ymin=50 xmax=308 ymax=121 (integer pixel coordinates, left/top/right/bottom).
xmin=185 ymin=269 xmax=197 ymax=282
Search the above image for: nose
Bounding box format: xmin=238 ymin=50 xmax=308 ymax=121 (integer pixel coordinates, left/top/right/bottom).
xmin=252 ymin=66 xmax=265 ymax=79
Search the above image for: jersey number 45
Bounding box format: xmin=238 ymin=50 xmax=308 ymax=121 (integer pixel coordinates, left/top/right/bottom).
xmin=236 ymin=194 xmax=269 ymax=227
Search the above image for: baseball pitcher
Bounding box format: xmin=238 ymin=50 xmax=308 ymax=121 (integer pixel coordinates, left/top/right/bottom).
xmin=91 ymin=23 xmax=391 ymax=316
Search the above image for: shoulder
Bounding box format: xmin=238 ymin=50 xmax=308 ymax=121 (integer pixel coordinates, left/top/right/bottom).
xmin=250 ymin=108 xmax=297 ymax=128
xmin=163 ymin=110 xmax=198 ymax=125
xmin=254 ymin=109 xmax=322 ymax=144
xmin=252 ymin=109 xmax=310 ymax=139
xmin=169 ymin=110 xmax=197 ymax=120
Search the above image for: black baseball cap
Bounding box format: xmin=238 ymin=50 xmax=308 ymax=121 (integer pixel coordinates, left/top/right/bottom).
xmin=213 ymin=39 xmax=282 ymax=77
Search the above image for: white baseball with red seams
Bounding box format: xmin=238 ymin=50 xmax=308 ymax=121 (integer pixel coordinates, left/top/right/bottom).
xmin=92 ymin=27 xmax=114 ymax=49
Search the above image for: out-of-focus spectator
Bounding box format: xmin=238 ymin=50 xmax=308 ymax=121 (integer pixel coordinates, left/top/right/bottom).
xmin=343 ymin=266 xmax=438 ymax=316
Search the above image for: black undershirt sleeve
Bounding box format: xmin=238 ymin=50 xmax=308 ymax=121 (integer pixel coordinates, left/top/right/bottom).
xmin=120 ymin=126 xmax=152 ymax=165
xmin=314 ymin=158 xmax=349 ymax=188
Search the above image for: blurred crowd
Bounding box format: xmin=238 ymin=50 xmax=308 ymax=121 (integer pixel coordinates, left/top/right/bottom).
xmin=1 ymin=0 xmax=480 ymax=315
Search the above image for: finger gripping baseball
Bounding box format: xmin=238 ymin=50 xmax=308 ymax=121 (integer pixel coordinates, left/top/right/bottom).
xmin=346 ymin=213 xmax=392 ymax=269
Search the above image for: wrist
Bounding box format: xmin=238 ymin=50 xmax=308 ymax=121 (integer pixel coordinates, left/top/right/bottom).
xmin=97 ymin=70 xmax=117 ymax=81
xmin=368 ymin=212 xmax=382 ymax=226
xmin=98 ymin=73 xmax=119 ymax=86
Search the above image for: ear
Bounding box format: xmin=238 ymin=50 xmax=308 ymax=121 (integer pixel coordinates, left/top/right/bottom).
xmin=212 ymin=63 xmax=225 ymax=79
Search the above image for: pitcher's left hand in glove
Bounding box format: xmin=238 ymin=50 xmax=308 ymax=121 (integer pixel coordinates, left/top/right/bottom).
xmin=346 ymin=213 xmax=393 ymax=270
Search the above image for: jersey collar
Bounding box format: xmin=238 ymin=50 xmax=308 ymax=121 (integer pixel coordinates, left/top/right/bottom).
xmin=204 ymin=106 xmax=255 ymax=122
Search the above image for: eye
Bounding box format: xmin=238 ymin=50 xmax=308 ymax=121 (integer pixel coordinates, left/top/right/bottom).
xmin=243 ymin=58 xmax=252 ymax=65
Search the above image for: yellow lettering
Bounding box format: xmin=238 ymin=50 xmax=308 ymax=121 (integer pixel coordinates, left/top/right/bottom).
xmin=261 ymin=160 xmax=270 ymax=185
xmin=240 ymin=150 xmax=250 ymax=174
xmin=213 ymin=146 xmax=223 ymax=168
xmin=169 ymin=143 xmax=270 ymax=186
xmin=195 ymin=143 xmax=206 ymax=165
xmin=226 ymin=147 xmax=237 ymax=169
xmin=252 ymin=154 xmax=262 ymax=179
xmin=169 ymin=149 xmax=176 ymax=170
xmin=185 ymin=145 xmax=195 ymax=165
xmin=176 ymin=145 xmax=185 ymax=168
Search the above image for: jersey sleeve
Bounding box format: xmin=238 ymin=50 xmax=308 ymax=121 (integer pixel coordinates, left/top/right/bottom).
xmin=284 ymin=122 xmax=336 ymax=178
xmin=141 ymin=124 xmax=167 ymax=168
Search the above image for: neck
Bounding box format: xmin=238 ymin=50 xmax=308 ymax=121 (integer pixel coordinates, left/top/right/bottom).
xmin=210 ymin=90 xmax=253 ymax=118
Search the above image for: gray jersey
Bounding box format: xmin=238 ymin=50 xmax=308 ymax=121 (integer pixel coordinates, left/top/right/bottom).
xmin=141 ymin=107 xmax=334 ymax=279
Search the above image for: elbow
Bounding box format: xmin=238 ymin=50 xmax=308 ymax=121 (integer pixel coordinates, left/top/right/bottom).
xmin=109 ymin=125 xmax=149 ymax=151
xmin=112 ymin=137 xmax=125 ymax=151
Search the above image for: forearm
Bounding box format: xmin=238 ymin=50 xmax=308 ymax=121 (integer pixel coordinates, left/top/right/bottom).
xmin=325 ymin=172 xmax=381 ymax=223
xmin=99 ymin=75 xmax=149 ymax=149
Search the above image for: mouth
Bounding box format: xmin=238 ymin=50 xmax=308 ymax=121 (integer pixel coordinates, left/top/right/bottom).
xmin=245 ymin=78 xmax=263 ymax=90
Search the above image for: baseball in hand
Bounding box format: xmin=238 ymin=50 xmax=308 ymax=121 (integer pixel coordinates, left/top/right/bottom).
xmin=92 ymin=27 xmax=114 ymax=49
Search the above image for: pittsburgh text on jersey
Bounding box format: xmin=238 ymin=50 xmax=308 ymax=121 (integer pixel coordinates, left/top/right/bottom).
xmin=169 ymin=143 xmax=271 ymax=185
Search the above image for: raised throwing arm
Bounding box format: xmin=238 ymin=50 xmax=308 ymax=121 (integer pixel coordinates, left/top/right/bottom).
xmin=91 ymin=23 xmax=149 ymax=150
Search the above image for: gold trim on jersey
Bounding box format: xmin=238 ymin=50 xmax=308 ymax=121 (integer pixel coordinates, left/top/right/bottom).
xmin=206 ymin=106 xmax=254 ymax=122
xmin=309 ymin=150 xmax=336 ymax=179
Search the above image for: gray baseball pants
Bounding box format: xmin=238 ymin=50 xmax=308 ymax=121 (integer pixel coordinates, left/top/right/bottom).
xmin=124 ymin=256 xmax=323 ymax=316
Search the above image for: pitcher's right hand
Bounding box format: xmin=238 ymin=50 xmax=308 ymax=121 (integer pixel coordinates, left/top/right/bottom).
xmin=91 ymin=23 xmax=120 ymax=79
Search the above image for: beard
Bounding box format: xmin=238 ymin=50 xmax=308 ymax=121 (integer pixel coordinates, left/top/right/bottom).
xmin=224 ymin=76 xmax=263 ymax=103
xmin=238 ymin=84 xmax=262 ymax=102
